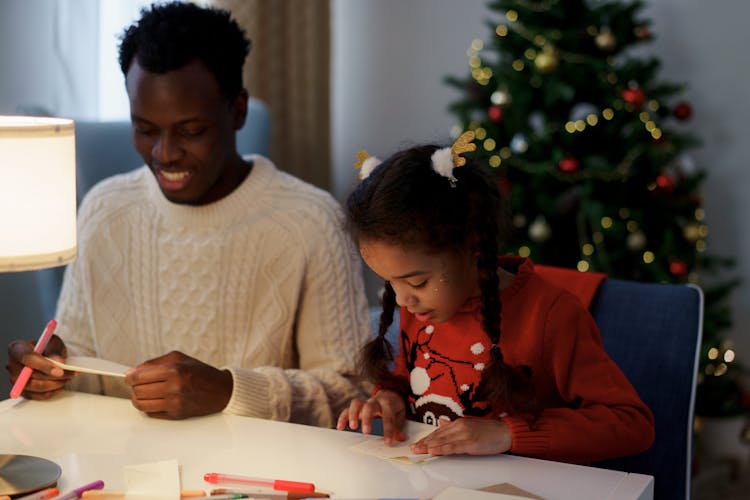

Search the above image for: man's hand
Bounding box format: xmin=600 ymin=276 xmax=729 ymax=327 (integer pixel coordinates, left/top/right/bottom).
xmin=7 ymin=335 xmax=72 ymax=399
xmin=125 ymin=351 xmax=233 ymax=419
xmin=336 ymin=389 xmax=407 ymax=445
xmin=409 ymin=418 xmax=512 ymax=456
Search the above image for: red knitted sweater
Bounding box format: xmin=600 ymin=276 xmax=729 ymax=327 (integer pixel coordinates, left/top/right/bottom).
xmin=392 ymin=257 xmax=655 ymax=464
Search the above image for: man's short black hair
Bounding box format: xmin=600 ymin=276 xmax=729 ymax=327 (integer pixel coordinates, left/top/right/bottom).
xmin=118 ymin=1 xmax=251 ymax=99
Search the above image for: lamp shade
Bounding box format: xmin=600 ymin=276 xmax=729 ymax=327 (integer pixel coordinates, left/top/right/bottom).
xmin=0 ymin=116 xmax=77 ymax=271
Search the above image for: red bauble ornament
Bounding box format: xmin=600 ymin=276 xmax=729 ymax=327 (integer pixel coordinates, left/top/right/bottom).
xmin=669 ymin=260 xmax=688 ymax=277
xmin=634 ymin=25 xmax=652 ymax=40
xmin=656 ymin=173 xmax=675 ymax=192
xmin=622 ymin=88 xmax=646 ymax=108
xmin=497 ymin=176 xmax=512 ymax=197
xmin=559 ymin=156 xmax=580 ymax=172
xmin=488 ymin=105 xmax=503 ymax=123
xmin=673 ymin=101 xmax=693 ymax=121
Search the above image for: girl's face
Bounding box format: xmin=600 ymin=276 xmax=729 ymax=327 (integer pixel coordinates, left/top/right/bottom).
xmin=360 ymin=240 xmax=480 ymax=323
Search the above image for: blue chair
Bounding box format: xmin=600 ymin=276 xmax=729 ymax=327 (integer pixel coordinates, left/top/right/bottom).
xmin=590 ymin=278 xmax=703 ymax=500
xmin=34 ymin=97 xmax=271 ymax=320
xmin=368 ymin=274 xmax=704 ymax=500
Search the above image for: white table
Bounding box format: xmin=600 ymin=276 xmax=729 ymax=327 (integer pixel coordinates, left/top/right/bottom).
xmin=0 ymin=392 xmax=653 ymax=499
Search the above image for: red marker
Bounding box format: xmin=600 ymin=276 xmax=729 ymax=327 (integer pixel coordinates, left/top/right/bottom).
xmin=203 ymin=473 xmax=315 ymax=493
xmin=10 ymin=319 xmax=57 ymax=398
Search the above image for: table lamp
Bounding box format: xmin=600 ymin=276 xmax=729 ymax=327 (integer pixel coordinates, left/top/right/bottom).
xmin=0 ymin=115 xmax=77 ymax=272
xmin=0 ymin=115 xmax=74 ymax=496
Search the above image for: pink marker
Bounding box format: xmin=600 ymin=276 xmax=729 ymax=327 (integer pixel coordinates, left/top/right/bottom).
xmin=55 ymin=480 xmax=105 ymax=500
xmin=203 ymin=473 xmax=315 ymax=493
xmin=10 ymin=319 xmax=57 ymax=398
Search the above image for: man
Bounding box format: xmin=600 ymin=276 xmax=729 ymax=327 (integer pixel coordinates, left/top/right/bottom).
xmin=6 ymin=1 xmax=371 ymax=425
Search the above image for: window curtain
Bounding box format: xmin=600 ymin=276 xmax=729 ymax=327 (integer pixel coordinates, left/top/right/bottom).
xmin=211 ymin=0 xmax=331 ymax=190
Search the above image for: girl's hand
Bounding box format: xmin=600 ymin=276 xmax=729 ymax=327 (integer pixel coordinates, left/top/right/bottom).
xmin=409 ymin=418 xmax=512 ymax=456
xmin=336 ymin=390 xmax=408 ymax=445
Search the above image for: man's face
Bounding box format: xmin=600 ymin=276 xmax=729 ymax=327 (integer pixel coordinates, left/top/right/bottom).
xmin=125 ymin=59 xmax=246 ymax=205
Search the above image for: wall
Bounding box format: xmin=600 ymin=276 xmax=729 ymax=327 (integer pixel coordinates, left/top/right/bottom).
xmin=331 ymin=0 xmax=750 ymax=368
xmin=643 ymin=0 xmax=750 ymax=365
xmin=0 ymin=0 xmax=99 ymax=117
xmin=331 ymin=0 xmax=491 ymax=304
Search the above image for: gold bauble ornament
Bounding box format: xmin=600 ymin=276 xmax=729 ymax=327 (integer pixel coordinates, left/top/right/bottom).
xmin=595 ymin=30 xmax=617 ymax=51
xmin=534 ymin=50 xmax=559 ymax=74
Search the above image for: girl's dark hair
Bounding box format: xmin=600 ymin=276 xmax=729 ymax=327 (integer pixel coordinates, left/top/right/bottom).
xmin=346 ymin=144 xmax=539 ymax=419
xmin=118 ymin=1 xmax=251 ymax=100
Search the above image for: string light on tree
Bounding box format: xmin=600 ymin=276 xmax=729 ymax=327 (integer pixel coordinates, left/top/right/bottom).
xmin=594 ymin=27 xmax=617 ymax=52
xmin=683 ymin=221 xmax=709 ymax=244
xmin=534 ymin=46 xmax=559 ymax=74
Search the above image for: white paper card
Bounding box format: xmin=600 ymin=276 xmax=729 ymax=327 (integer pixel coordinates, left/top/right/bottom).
xmin=349 ymin=425 xmax=437 ymax=464
xmin=122 ymin=459 xmax=181 ymax=499
xmin=47 ymin=355 xmax=130 ymax=378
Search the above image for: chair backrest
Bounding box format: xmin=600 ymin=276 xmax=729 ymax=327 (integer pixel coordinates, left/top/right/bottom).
xmin=368 ymin=274 xmax=704 ymax=500
xmin=590 ymin=278 xmax=703 ymax=500
xmin=34 ymin=97 xmax=271 ymax=319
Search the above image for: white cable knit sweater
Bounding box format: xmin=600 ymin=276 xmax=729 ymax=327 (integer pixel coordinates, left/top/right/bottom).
xmin=56 ymin=155 xmax=372 ymax=427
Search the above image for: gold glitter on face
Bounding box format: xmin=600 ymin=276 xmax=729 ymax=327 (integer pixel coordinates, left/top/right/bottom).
xmin=359 ymin=240 xmax=480 ymax=323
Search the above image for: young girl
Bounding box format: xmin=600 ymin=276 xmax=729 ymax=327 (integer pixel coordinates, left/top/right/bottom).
xmin=336 ymin=133 xmax=655 ymax=465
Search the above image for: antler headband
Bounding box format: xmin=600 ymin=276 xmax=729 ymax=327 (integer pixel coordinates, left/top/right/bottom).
xmin=355 ymin=130 xmax=476 ymax=186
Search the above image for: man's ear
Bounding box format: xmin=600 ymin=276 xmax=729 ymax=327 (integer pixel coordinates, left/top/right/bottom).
xmin=232 ymin=88 xmax=249 ymax=130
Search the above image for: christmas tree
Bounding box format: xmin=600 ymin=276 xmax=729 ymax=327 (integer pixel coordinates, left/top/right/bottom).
xmin=445 ymin=0 xmax=745 ymax=417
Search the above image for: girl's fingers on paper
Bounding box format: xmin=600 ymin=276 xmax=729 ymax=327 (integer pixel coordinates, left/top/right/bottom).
xmin=376 ymin=392 xmax=406 ymax=445
xmin=410 ymin=418 xmax=511 ymax=456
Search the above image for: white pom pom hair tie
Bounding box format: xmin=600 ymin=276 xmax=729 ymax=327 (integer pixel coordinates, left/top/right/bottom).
xmin=354 ymin=149 xmax=382 ymax=180
xmin=355 ymin=130 xmax=476 ymax=187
